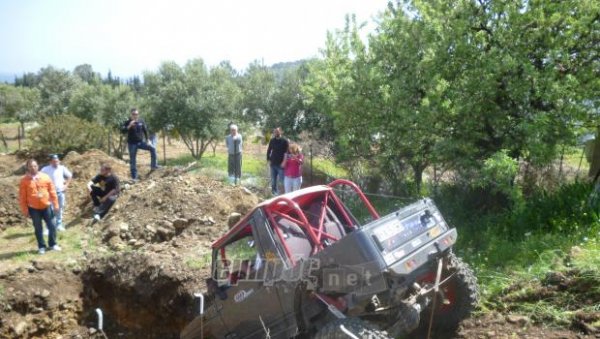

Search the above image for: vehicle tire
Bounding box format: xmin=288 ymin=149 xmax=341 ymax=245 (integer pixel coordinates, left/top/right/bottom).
xmin=314 ymin=317 xmax=391 ymax=339
xmin=419 ymin=251 xmax=479 ymax=333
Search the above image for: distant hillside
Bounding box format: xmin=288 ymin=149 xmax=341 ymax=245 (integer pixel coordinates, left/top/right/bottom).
xmin=269 ymin=59 xmax=309 ymax=81
xmin=0 ymin=73 xmax=15 ymax=84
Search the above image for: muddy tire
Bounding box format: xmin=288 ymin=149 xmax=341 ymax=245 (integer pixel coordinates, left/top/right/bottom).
xmin=314 ymin=317 xmax=391 ymax=339
xmin=420 ymin=252 xmax=479 ymax=333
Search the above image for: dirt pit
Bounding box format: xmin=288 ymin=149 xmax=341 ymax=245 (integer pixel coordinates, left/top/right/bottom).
xmin=81 ymin=251 xmax=207 ymax=339
xmin=0 ymin=150 xmax=259 ymax=338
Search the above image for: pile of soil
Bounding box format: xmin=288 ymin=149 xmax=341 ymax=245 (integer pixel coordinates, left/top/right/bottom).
xmin=0 ymin=154 xmax=25 ymax=230
xmin=62 ymin=149 xmax=130 ymax=183
xmin=0 ymin=261 xmax=87 ymax=339
xmin=95 ymin=173 xmax=258 ymax=248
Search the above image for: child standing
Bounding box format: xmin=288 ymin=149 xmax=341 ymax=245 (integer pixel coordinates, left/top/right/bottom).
xmin=282 ymin=143 xmax=304 ymax=193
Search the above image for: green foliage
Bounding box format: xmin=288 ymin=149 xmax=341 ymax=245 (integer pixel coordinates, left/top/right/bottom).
xmin=37 ymin=66 xmax=81 ymax=116
xmin=0 ymin=84 xmax=40 ymax=123
xmin=473 ymin=150 xmax=523 ymax=208
xmin=30 ymin=114 xmax=106 ymax=155
xmin=437 ymin=180 xmax=600 ymax=327
xmin=73 ymin=64 xmax=100 ymax=84
xmin=304 ymin=0 xmax=599 ymax=192
xmin=239 ymin=61 xmax=276 ymax=126
xmin=145 ymin=59 xmax=240 ymax=160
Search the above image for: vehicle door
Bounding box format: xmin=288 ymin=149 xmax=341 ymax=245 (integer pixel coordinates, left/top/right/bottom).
xmin=214 ymin=211 xmax=290 ymax=339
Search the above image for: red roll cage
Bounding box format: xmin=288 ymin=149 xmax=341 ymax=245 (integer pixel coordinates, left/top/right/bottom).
xmin=213 ymin=180 xmax=379 ymax=266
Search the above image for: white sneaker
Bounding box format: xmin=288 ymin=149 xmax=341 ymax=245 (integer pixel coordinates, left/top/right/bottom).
xmin=51 ymin=245 xmax=62 ymax=251
xmin=38 ymin=248 xmax=46 ymax=254
xmin=57 ymin=225 xmax=66 ymax=232
xmin=93 ymin=214 xmax=101 ymax=221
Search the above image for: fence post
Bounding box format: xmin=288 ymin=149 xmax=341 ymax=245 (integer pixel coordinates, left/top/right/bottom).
xmin=162 ymin=130 xmax=167 ymax=165
xmin=310 ymin=144 xmax=313 ymax=185
xmin=107 ymin=129 xmax=111 ymax=156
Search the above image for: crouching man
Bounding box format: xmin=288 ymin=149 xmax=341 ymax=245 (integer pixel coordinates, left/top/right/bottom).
xmin=87 ymin=163 xmax=120 ymax=221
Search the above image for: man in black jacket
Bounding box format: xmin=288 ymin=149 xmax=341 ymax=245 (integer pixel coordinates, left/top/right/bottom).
xmin=87 ymin=163 xmax=120 ymax=221
xmin=122 ymin=108 xmax=158 ymax=179
xmin=266 ymin=127 xmax=289 ymax=195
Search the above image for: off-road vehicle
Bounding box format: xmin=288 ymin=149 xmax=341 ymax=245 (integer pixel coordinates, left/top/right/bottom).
xmin=182 ymin=180 xmax=478 ymax=338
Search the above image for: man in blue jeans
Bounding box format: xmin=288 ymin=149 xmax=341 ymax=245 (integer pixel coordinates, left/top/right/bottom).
xmin=19 ymin=159 xmax=61 ymax=254
xmin=122 ymin=108 xmax=158 ymax=179
xmin=266 ymin=127 xmax=289 ymax=195
xmin=41 ymin=154 xmax=72 ymax=231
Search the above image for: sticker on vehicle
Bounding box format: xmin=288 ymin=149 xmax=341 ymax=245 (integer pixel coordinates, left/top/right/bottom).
xmin=234 ymin=289 xmax=255 ymax=303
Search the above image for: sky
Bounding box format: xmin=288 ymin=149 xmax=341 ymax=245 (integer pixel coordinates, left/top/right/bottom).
xmin=0 ymin=0 xmax=389 ymax=78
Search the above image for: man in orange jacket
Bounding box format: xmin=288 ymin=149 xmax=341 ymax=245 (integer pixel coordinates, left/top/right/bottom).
xmin=19 ymin=159 xmax=61 ymax=254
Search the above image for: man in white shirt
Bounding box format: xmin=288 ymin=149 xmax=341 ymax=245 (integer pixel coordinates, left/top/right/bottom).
xmin=41 ymin=154 xmax=72 ymax=231
xmin=225 ymin=124 xmax=243 ymax=184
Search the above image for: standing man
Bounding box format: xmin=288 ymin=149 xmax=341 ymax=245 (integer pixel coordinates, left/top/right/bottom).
xmin=87 ymin=163 xmax=120 ymax=221
xmin=19 ymin=159 xmax=61 ymax=254
xmin=266 ymin=127 xmax=289 ymax=195
xmin=41 ymin=154 xmax=72 ymax=231
xmin=122 ymin=108 xmax=158 ymax=180
xmin=225 ymin=124 xmax=243 ymax=184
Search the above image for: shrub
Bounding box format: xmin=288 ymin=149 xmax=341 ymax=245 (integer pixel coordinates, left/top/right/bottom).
xmin=29 ymin=114 xmax=107 ymax=156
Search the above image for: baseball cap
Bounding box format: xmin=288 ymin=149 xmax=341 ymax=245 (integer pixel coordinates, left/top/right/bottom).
xmin=49 ymin=154 xmax=59 ymax=160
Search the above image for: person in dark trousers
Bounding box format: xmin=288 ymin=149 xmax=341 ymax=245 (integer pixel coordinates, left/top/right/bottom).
xmin=225 ymin=124 xmax=243 ymax=184
xmin=266 ymin=127 xmax=289 ymax=195
xmin=19 ymin=159 xmax=61 ymax=254
xmin=87 ymin=163 xmax=120 ymax=221
xmin=122 ymin=108 xmax=158 ymax=180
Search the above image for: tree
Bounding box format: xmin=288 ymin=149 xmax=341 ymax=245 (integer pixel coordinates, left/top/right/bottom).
xmin=239 ymin=61 xmax=277 ymax=127
xmin=0 ymin=84 xmax=40 ymax=149
xmin=145 ymin=59 xmax=239 ymax=160
xmin=73 ymin=64 xmax=100 ymax=84
xmin=69 ymin=82 xmax=135 ymax=157
xmin=305 ymin=0 xmax=599 ymax=194
xmin=36 ymin=66 xmax=80 ymax=116
xmin=14 ymin=72 xmax=39 ymax=88
xmin=304 ymin=16 xmax=386 ymax=181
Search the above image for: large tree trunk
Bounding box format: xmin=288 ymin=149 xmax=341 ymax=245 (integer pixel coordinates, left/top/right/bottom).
xmin=0 ymin=129 xmax=8 ymax=150
xmin=412 ymin=163 xmax=426 ymax=195
xmin=589 ymin=127 xmax=600 ymax=182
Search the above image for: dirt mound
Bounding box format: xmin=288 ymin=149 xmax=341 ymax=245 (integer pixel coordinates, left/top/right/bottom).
xmin=0 ymin=178 xmax=23 ymax=231
xmin=0 ymin=154 xmax=26 ymax=230
xmin=81 ymin=251 xmax=207 ymax=338
xmin=0 ymin=261 xmax=88 ymax=338
xmin=62 ymin=149 xmax=129 ymax=182
xmin=0 ymin=153 xmax=23 ymax=178
xmin=457 ymin=312 xmax=596 ymax=338
xmin=95 ymin=174 xmax=258 ymax=249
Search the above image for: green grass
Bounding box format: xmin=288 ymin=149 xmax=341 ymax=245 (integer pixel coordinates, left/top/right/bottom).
xmin=312 ymin=157 xmax=349 ymax=179
xmin=167 ymin=153 xmax=266 ymax=178
xmin=185 ymin=251 xmax=213 ymax=270
xmin=563 ymin=146 xmax=590 ymax=173
xmin=167 ymin=151 xmax=350 ymax=192
xmin=431 ymin=179 xmax=600 ymax=327
xmin=0 ymin=223 xmax=100 ymax=266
